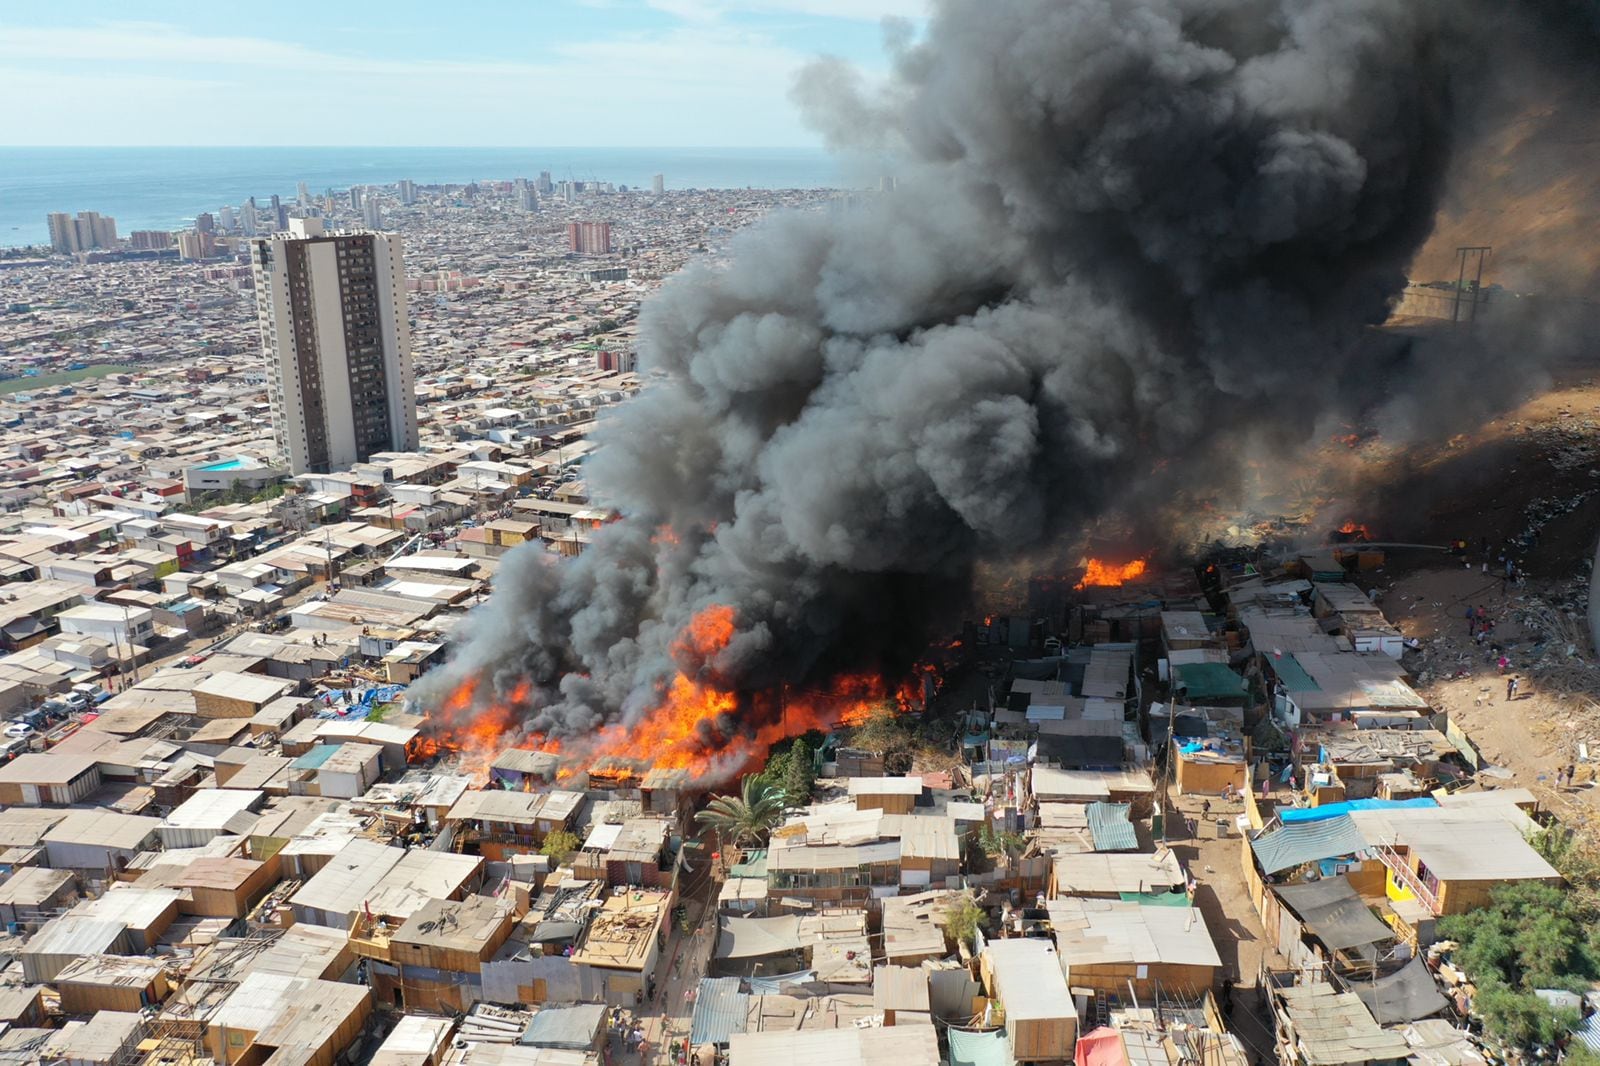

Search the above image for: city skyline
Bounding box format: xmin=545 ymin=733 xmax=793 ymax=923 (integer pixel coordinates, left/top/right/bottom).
xmin=0 ymin=1 xmax=927 ymax=148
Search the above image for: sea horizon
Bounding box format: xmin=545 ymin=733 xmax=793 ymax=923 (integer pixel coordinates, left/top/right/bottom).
xmin=0 ymin=145 xmax=845 ymax=249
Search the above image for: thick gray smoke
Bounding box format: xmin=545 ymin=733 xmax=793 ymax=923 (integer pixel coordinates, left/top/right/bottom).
xmin=416 ymin=0 xmax=1596 ymax=762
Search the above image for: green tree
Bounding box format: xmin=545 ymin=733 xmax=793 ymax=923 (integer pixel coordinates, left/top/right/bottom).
xmin=694 ymin=775 xmax=787 ymax=848
xmin=780 ymin=738 xmax=816 ymax=806
xmin=540 ymin=828 xmax=580 ymax=864
xmin=946 ymin=894 xmax=987 ymax=952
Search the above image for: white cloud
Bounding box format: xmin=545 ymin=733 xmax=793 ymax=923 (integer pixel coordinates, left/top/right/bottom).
xmin=0 ymin=21 xmax=832 ymax=145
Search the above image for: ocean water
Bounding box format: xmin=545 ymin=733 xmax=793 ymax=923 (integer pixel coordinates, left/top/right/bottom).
xmin=0 ymin=146 xmax=843 ymax=248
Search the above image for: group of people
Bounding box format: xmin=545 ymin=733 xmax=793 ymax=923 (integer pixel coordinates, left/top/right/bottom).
xmin=1555 ymin=762 xmax=1580 ymax=789
xmin=1465 ymin=604 xmax=1497 ymax=643
xmin=607 ymin=1008 xmax=647 ymax=1060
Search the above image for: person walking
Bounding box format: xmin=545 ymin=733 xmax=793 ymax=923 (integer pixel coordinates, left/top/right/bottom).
xmin=1465 ymin=605 xmax=1477 ymax=637
xmin=1507 ymin=675 xmax=1520 ymax=702
xmin=1567 ymin=763 xmax=1578 ymax=789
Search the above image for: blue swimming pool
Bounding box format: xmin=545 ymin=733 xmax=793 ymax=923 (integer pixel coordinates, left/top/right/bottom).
xmin=199 ymin=458 xmax=246 ymax=471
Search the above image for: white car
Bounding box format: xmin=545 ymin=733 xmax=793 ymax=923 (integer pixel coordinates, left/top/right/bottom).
xmin=3 ymin=722 xmax=33 ymax=739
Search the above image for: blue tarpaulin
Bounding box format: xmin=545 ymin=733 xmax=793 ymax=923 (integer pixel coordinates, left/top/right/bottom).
xmin=1278 ymin=797 xmax=1437 ymax=824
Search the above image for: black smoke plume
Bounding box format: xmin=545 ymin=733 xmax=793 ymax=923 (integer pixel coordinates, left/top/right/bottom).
xmin=415 ymin=0 xmax=1598 ymax=761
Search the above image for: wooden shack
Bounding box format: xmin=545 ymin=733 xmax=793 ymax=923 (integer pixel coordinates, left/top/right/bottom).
xmin=980 ymin=937 xmax=1077 ymax=1062
xmin=54 ymin=954 xmax=170 ymax=1014
xmin=847 ymin=777 xmax=924 ymax=815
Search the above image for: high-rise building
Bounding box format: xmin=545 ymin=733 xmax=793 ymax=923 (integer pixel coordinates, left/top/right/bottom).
xmin=219 ymin=205 xmax=236 ymax=230
xmin=129 ymin=231 xmax=173 ymax=251
xmin=48 ymin=211 xmax=117 ymax=252
xmin=566 ymin=221 xmax=612 ymax=255
xmin=558 ymin=181 xmax=577 ymax=204
xmin=398 ymin=179 xmax=417 ymax=206
xmin=537 ymin=171 xmax=553 ymax=195
xmin=518 ymin=183 xmax=539 ymax=212
xmin=362 ymin=198 xmax=383 ymax=230
xmin=196 ymin=212 xmax=216 ymax=234
xmin=652 ymin=173 xmax=665 ymax=195
xmin=46 ymin=213 xmax=78 ymax=253
xmin=241 ymin=199 xmax=259 ymax=237
xmin=350 ymin=186 xmax=364 ymax=211
xmin=251 ymin=218 xmax=418 ymax=475
xmin=177 ymin=229 xmax=217 ymax=260
xmin=297 ymin=181 xmax=310 ymax=207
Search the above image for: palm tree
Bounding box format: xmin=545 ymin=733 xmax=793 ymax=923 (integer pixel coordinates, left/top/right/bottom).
xmin=694 ymin=774 xmax=787 ymax=849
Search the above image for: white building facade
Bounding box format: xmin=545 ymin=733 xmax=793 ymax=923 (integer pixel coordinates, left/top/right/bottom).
xmin=251 ymin=219 xmax=419 ymax=475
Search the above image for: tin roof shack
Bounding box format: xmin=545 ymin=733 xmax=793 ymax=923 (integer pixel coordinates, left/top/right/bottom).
xmin=317 ymin=742 xmax=385 ymax=799
xmin=75 ymin=886 xmax=182 ymax=952
xmin=1268 ymin=981 xmax=1409 ymax=1066
xmin=1300 ymin=730 xmax=1457 ymax=803
xmin=17 ymin=916 xmax=130 ymax=983
xmin=1049 ymin=850 xmax=1186 ymax=901
xmin=43 ymin=811 xmax=162 ymax=876
xmin=980 ymin=937 xmax=1078 ymax=1062
xmin=0 ymin=807 xmax=70 ymax=865
xmin=291 ymin=840 xmax=482 ymax=928
xmin=488 ymin=749 xmax=561 ymax=792
xmin=205 ymin=972 xmax=372 ymax=1066
xmin=54 ymin=953 xmax=169 ymax=1014
xmin=0 ymin=867 xmax=77 ymax=927
xmin=39 ymin=1009 xmax=145 ymax=1066
xmin=569 ymin=888 xmax=670 ymax=1006
xmin=729 ymin=1024 xmax=940 ymax=1066
xmin=1272 ymin=651 xmax=1425 ymax=728
xmin=192 ymin=671 xmax=295 ymax=719
xmin=1347 ymin=807 xmax=1561 ymax=916
xmin=156 ymin=857 xmax=277 ymax=918
xmin=572 ymin=816 xmax=672 ymax=889
xmin=445 ymin=789 xmax=583 ymax=861
xmin=1312 ymin=584 xmax=1404 ymax=660
xmin=847 ymin=776 xmax=925 ymax=815
xmin=158 ymin=787 xmax=265 ymax=848
xmin=1047 ymin=898 xmax=1223 ymax=1000
xmin=0 ymin=753 xmax=102 ymax=806
xmin=368 ymin=1014 xmax=455 ymax=1066
xmin=0 ymin=985 xmax=44 ymax=1031
xmin=767 ymin=838 xmax=900 ymax=908
xmin=519 ymin=1003 xmax=608 ymax=1053
xmin=354 ymin=894 xmax=516 ymax=1014
xmin=873 ymin=964 xmax=932 ymax=1026
xmin=1031 ymin=767 xmax=1157 ymax=819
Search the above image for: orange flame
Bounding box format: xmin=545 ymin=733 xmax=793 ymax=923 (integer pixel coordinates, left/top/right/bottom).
xmin=414 ymin=603 xmax=942 ymax=783
xmin=1075 ymin=557 xmax=1149 ymax=589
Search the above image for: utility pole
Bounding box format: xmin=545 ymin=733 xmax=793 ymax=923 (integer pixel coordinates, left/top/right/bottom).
xmin=1451 ymin=245 xmax=1492 ymax=325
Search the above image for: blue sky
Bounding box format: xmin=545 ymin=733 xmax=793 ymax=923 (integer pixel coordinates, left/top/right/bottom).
xmin=0 ymin=0 xmax=926 ymax=147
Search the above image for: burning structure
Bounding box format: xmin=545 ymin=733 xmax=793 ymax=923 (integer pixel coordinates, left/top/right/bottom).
xmin=414 ymin=0 xmax=1600 ymax=779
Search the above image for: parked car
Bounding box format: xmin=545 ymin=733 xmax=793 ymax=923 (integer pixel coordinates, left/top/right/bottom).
xmin=4 ymin=722 xmax=34 ymax=739
xmin=61 ymin=691 xmax=89 ymax=712
xmin=70 ymin=682 xmax=108 ymax=705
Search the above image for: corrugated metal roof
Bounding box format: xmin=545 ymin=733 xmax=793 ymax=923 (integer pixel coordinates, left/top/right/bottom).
xmin=1086 ymin=802 xmax=1138 ymax=852
xmin=519 ymin=1003 xmax=605 ymax=1049
xmin=1250 ymin=815 xmax=1367 ymax=875
xmin=690 ymin=977 xmax=749 ymax=1045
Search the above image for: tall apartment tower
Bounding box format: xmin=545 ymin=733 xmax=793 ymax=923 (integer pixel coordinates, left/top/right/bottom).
xmin=362 ymin=198 xmax=383 ymax=230
xmin=251 ymin=218 xmax=418 ymax=475
xmin=651 ymin=173 xmax=665 ymax=195
xmin=398 ymin=179 xmax=417 ymax=206
xmin=46 ymin=213 xmax=78 ymax=253
xmin=566 ymin=221 xmax=612 ymax=254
